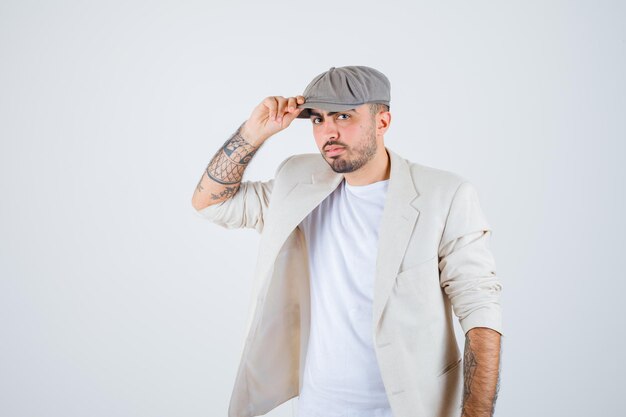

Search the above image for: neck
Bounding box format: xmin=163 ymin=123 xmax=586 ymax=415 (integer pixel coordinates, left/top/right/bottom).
xmin=344 ymin=146 xmax=391 ymax=186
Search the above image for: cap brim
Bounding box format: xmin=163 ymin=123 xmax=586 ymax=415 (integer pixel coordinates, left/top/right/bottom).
xmin=295 ymin=101 xmax=364 ymax=119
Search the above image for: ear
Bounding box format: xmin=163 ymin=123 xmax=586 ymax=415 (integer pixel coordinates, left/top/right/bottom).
xmin=376 ymin=111 xmax=391 ymax=136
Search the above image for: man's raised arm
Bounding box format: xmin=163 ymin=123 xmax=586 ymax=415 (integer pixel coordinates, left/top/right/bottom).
xmin=191 ymin=95 xmax=305 ymax=211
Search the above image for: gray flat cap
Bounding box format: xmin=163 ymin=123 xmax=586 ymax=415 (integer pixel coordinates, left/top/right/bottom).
xmin=296 ymin=65 xmax=391 ymax=119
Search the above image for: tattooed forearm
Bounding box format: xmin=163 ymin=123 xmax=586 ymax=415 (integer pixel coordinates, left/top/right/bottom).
xmin=192 ymin=122 xmax=263 ymax=208
xmin=492 ymin=340 xmax=501 ymax=412
xmin=206 ymin=126 xmax=260 ymax=185
xmin=462 ymin=336 xmax=478 ymax=406
xmin=460 ymin=327 xmax=501 ymax=417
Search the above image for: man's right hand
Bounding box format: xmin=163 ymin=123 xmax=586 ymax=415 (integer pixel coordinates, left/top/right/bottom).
xmin=239 ymin=95 xmax=306 ymax=146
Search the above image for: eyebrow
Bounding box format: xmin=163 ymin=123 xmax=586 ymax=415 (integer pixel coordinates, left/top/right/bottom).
xmin=309 ymin=109 xmax=356 ymax=118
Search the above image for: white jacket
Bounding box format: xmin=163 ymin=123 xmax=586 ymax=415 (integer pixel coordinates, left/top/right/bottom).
xmin=194 ymin=146 xmax=503 ymax=417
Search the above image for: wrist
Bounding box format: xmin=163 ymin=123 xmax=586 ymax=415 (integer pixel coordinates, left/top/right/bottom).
xmin=239 ymin=122 xmax=266 ymax=148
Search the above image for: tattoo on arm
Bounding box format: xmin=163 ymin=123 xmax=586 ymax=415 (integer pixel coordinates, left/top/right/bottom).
xmin=194 ymin=124 xmax=260 ymax=198
xmin=492 ymin=340 xmax=502 ymax=416
xmin=195 ymin=175 xmax=204 ymax=193
xmin=209 ymin=185 xmax=240 ymax=201
xmin=460 ymin=328 xmax=502 ymax=417
xmin=462 ymin=336 xmax=478 ymax=411
xmin=206 ymin=127 xmax=259 ymax=185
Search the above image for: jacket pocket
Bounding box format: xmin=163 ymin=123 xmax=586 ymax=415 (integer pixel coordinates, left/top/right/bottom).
xmin=438 ymin=357 xmax=462 ymax=377
xmin=396 ymin=255 xmax=439 ymax=283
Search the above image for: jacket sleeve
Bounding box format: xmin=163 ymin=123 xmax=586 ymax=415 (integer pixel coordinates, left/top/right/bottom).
xmin=193 ymin=155 xmax=294 ymax=234
xmin=437 ymin=181 xmax=503 ymax=337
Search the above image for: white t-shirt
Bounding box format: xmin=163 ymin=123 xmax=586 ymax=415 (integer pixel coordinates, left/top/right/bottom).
xmin=296 ymin=177 xmax=393 ymax=417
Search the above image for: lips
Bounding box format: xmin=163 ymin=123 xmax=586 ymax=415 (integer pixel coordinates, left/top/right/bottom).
xmin=325 ymin=146 xmax=345 ymax=155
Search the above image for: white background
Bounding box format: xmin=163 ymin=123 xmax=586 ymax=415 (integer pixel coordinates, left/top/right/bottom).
xmin=1 ymin=1 xmax=624 ymax=416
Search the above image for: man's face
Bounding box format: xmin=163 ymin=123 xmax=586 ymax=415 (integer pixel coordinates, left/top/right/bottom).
xmin=309 ymin=103 xmax=379 ymax=173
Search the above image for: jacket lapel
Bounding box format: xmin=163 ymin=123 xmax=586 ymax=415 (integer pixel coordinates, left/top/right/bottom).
xmin=372 ymin=148 xmax=421 ymax=331
xmin=256 ymin=164 xmax=345 ymax=280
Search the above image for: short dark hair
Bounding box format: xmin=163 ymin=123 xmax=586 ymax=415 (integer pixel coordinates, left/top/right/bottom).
xmin=368 ymin=102 xmax=390 ymax=116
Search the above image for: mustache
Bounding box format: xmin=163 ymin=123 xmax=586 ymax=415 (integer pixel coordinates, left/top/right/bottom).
xmin=324 ymin=141 xmax=347 ymax=148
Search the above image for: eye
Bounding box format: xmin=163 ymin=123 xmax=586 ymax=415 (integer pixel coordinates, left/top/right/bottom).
xmin=337 ymin=113 xmax=350 ymax=120
xmin=312 ymin=117 xmax=322 ymax=124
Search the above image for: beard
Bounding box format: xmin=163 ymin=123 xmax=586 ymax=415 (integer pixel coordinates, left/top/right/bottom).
xmin=325 ymin=123 xmax=378 ymax=173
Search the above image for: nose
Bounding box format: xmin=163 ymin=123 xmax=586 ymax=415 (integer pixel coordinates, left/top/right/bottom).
xmin=320 ymin=118 xmax=339 ymax=141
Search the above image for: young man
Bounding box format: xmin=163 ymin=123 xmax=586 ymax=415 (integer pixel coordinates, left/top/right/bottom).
xmin=192 ymin=66 xmax=503 ymax=417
